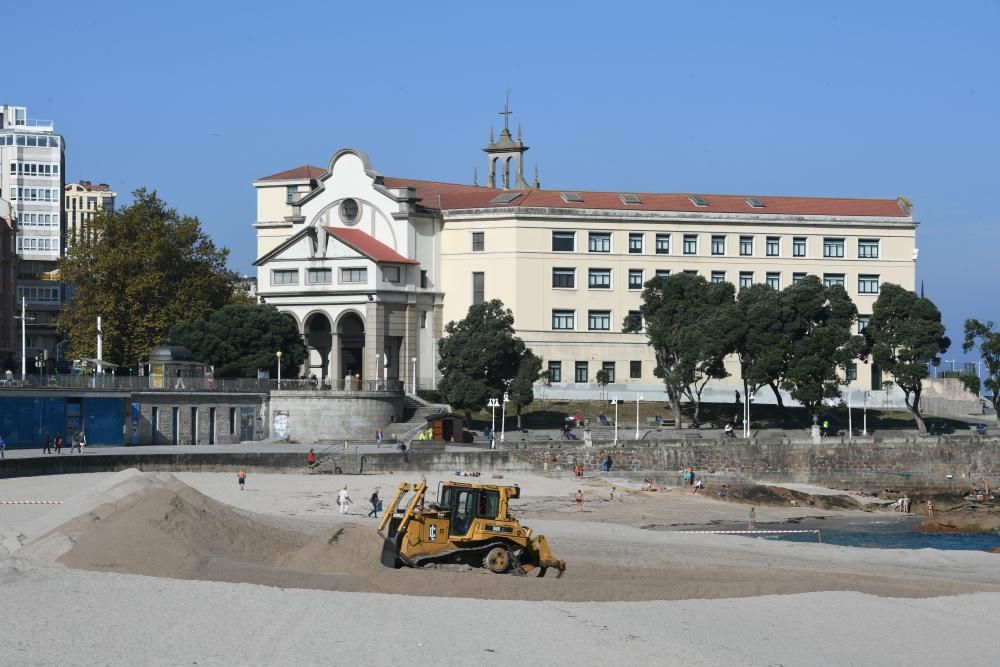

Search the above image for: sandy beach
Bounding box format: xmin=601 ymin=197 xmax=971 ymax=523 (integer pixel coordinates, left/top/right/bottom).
xmin=2 ymin=468 xmax=999 ymax=665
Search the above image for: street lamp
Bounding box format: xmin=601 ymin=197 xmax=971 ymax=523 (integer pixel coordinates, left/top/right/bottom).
xmin=411 ymin=357 xmax=417 ymax=395
xmin=487 ymin=397 xmax=500 ymax=447
xmin=610 ymin=396 xmax=620 ymax=444
xmin=500 ymin=392 xmax=510 ymax=442
xmin=276 ymin=350 xmax=282 ymax=390
xmin=634 ymin=393 xmax=643 ymax=440
xmin=13 ymin=296 xmax=34 ymax=380
xmin=863 ymin=390 xmax=870 ymax=436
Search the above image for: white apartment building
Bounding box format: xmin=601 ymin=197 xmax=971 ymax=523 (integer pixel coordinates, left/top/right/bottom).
xmin=64 ymin=181 xmax=116 ymax=247
xmin=254 ymin=114 xmax=917 ymax=407
xmin=0 ymin=105 xmax=66 ymax=368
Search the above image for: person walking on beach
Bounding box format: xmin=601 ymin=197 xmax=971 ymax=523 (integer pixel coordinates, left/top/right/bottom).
xmin=338 ymin=486 xmax=353 ymax=514
xmin=79 ymin=430 xmax=87 ymax=455
xmin=375 ymin=429 xmax=383 ymax=448
xmin=54 ymin=433 xmax=63 ymax=454
xmin=748 ymin=506 xmax=756 ymax=529
xmin=368 ymin=490 xmax=381 ymax=518
xmin=43 ymin=432 xmax=52 ymax=455
xmin=307 ymin=448 xmax=317 ymax=468
xmin=575 ymin=489 xmax=583 ymax=512
xmin=237 ymin=468 xmax=247 ymax=490
xmin=70 ymin=432 xmax=81 ymax=454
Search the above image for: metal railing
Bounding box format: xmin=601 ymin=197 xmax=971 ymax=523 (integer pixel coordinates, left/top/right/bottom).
xmin=0 ymin=374 xmax=405 ymax=394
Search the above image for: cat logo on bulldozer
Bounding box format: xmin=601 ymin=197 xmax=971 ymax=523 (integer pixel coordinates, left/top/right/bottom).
xmin=429 ymin=525 xmax=437 ymax=541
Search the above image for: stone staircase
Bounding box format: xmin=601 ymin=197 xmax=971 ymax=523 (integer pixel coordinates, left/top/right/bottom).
xmin=384 ymin=394 xmax=450 ymax=442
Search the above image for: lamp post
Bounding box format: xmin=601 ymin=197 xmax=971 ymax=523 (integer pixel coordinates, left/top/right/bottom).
xmin=847 ymin=389 xmax=853 ymax=440
xmin=500 ymin=392 xmax=510 ymax=442
xmin=276 ymin=350 xmax=282 ymax=390
xmin=487 ymin=397 xmax=499 ymax=442
xmin=610 ymin=396 xmax=620 ymax=445
xmin=15 ymin=296 xmax=34 ymax=379
xmin=635 ymin=393 xmax=643 ymax=440
xmin=863 ymin=391 xmax=870 ymax=436
xmin=411 ymin=357 xmax=417 ymax=395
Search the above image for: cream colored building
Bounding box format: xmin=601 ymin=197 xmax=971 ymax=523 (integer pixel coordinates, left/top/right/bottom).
xmin=254 ymin=121 xmax=916 ymax=406
xmin=64 ymin=181 xmax=116 ymax=247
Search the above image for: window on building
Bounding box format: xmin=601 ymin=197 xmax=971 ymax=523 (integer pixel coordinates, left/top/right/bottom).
xmin=683 ymin=234 xmax=697 ymax=255
xmin=552 ymin=267 xmax=576 ymax=288
xmin=711 ymin=235 xmax=726 ymax=255
xmin=793 ymin=237 xmax=807 ymax=257
xmin=858 ymin=274 xmax=880 ymax=294
xmin=588 ymin=232 xmax=611 ymax=253
xmin=548 ymin=361 xmax=562 ymax=383
xmin=739 ymin=235 xmax=753 ymax=256
xmin=420 ymin=311 xmax=428 ymax=328
xmin=588 ymin=268 xmax=611 ymax=289
xmin=792 ymin=272 xmax=807 ymax=285
xmin=472 ymin=272 xmax=485 ymax=305
xmin=285 ymin=186 xmax=297 ymax=204
xmin=846 ymin=363 xmax=858 ymax=382
xmin=420 ymin=270 xmax=428 ymax=288
xmin=588 ymin=310 xmax=611 ymax=331
xmin=272 ymin=269 xmax=299 ymax=285
xmin=857 ymin=314 xmax=871 ymax=334
xmin=575 ymin=361 xmax=589 ymax=383
xmin=602 ymin=361 xmax=616 ymax=383
xmin=471 ymin=231 xmax=485 ymax=252
xmin=630 ymin=360 xmax=642 ymax=379
xmin=823 ymin=238 xmax=845 ymax=258
xmin=739 ymin=272 xmax=753 ymax=289
xmin=655 ymin=233 xmax=670 ymax=254
xmin=552 ymin=231 xmax=575 ymax=252
xmin=628 ymin=233 xmax=643 ymax=254
xmin=552 ymin=310 xmax=575 ymax=330
xmin=628 ymin=269 xmax=644 ymax=290
xmin=711 ymin=271 xmax=726 ymax=284
xmin=766 ymin=272 xmax=780 ymax=290
xmin=627 ymin=310 xmax=642 ymax=330
xmin=823 ymin=273 xmax=845 ymax=288
xmin=766 ymin=236 xmax=780 ymax=257
xmin=306 ymin=268 xmax=331 ymax=284
xmin=655 ymin=269 xmax=671 ymax=279
xmin=340 ymin=267 xmax=367 ymax=284
xmin=858 ymin=239 xmax=880 ymax=259
xmin=383 ymin=266 xmax=401 ymax=283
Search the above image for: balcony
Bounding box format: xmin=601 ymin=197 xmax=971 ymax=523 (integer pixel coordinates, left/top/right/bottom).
xmin=23 ymin=119 xmax=54 ymax=131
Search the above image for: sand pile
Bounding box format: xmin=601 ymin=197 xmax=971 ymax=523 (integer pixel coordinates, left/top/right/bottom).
xmin=24 ymin=471 xmax=997 ymax=602
xmin=713 ymin=484 xmax=865 ymax=510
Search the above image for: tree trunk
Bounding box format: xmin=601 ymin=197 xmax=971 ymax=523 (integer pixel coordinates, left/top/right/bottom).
xmin=768 ymin=381 xmax=787 ymax=418
xmin=464 ymin=408 xmax=472 ymax=429
xmin=516 ymin=406 xmax=523 ymax=430
xmin=905 ymin=388 xmax=927 ymax=434
xmin=671 ymin=392 xmax=683 ymax=430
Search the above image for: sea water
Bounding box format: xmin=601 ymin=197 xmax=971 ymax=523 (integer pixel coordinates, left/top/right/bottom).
xmin=757 ymin=519 xmax=1000 ymax=551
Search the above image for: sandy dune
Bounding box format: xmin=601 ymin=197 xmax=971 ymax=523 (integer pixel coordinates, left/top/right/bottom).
xmin=2 ymin=469 xmax=1000 ymax=665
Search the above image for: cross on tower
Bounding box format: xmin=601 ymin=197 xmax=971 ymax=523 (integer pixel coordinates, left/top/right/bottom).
xmin=498 ymin=90 xmax=512 ymax=131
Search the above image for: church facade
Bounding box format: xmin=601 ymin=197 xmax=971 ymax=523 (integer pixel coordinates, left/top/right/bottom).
xmin=253 ymin=116 xmax=917 ymax=405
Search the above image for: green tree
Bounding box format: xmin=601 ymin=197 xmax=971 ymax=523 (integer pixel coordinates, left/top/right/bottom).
xmin=168 ymin=304 xmax=306 ymax=378
xmin=595 ymin=368 xmax=610 ymax=400
xmin=780 ymin=276 xmax=863 ymax=421
xmin=734 ymin=283 xmax=790 ymax=415
xmin=437 ymin=299 xmax=528 ymax=425
xmin=58 ymin=189 xmax=236 ymax=367
xmin=867 ymin=284 xmax=950 ymax=434
xmin=962 ymin=318 xmax=1000 ymax=420
xmin=508 ymin=350 xmax=542 ymax=429
xmin=625 ymin=272 xmax=738 ymax=429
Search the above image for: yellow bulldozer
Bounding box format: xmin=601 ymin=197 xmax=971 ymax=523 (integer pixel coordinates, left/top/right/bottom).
xmin=377 ymin=480 xmax=566 ymax=577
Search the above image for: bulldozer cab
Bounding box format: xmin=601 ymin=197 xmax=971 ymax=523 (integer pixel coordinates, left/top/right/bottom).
xmin=437 ymin=484 xmax=504 ymax=537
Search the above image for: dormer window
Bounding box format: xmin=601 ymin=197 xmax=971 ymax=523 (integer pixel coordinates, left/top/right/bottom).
xmin=689 ymin=196 xmax=709 ymax=207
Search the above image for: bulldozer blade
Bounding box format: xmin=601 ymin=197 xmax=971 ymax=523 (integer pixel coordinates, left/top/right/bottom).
xmin=380 ymin=536 xmax=402 ymax=569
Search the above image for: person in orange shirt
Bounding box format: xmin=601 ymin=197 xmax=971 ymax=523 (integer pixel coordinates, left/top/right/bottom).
xmin=238 ymin=468 xmax=247 ymax=490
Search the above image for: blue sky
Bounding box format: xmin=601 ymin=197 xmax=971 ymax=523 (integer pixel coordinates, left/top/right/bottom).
xmin=6 ymin=0 xmax=998 ymax=368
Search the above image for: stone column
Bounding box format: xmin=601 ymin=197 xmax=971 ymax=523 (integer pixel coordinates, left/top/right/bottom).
xmin=329 ymin=332 xmax=340 ymax=385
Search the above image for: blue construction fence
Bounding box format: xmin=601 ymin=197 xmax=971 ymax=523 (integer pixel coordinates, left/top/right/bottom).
xmin=0 ymin=397 xmax=125 ymax=448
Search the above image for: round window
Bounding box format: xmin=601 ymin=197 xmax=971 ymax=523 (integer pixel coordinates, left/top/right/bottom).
xmin=340 ymin=198 xmax=360 ymax=224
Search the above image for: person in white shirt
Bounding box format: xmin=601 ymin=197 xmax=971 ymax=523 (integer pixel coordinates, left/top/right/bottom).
xmin=337 ymin=487 xmax=352 ymax=514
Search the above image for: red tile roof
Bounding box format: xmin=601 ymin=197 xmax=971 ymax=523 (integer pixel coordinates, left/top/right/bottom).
xmin=258 ymin=165 xmax=325 ymax=182
xmin=325 ymin=227 xmax=418 ymax=264
xmin=258 ymin=164 xmax=910 ymax=217
xmin=382 ymin=177 xmax=910 ymax=218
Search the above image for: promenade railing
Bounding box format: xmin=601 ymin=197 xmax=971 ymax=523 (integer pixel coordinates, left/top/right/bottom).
xmin=0 ymin=375 xmax=405 ymax=394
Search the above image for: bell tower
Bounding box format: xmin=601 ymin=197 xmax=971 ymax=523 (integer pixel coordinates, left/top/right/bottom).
xmin=483 ymin=94 xmax=531 ymax=190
